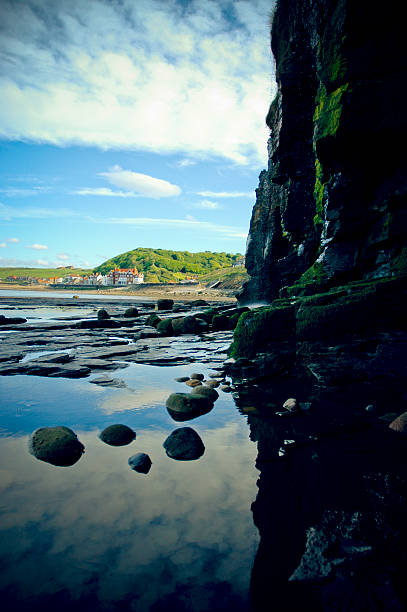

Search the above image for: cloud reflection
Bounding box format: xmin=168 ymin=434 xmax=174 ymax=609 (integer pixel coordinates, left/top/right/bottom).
xmin=0 ymin=424 xmax=258 ymax=610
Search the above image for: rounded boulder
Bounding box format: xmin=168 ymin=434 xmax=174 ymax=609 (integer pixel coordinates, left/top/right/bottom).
xmin=166 ymin=393 xmax=213 ymax=422
xmin=99 ymin=424 xmax=136 ymax=446
xmin=191 ymin=385 xmax=219 ymax=402
xmin=124 ymin=307 xmax=139 ymax=318
xmin=163 ymin=427 xmax=205 ymax=461
xmin=29 ymin=426 xmax=84 ymax=467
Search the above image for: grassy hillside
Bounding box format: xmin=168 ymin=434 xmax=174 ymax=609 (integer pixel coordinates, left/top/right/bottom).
xmin=0 ymin=267 xmax=91 ymax=281
xmin=93 ymin=248 xmax=243 ymax=283
xmin=199 ymin=266 xmax=249 ymax=290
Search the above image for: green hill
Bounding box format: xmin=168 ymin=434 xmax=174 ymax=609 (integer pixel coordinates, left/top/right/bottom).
xmin=0 ymin=267 xmax=91 ymax=281
xmin=93 ymin=248 xmax=243 ymax=283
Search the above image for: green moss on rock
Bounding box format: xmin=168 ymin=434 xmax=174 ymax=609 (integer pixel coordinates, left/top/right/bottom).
xmin=229 ymin=304 xmax=296 ymax=358
xmin=314 ymin=82 xmax=349 ymax=142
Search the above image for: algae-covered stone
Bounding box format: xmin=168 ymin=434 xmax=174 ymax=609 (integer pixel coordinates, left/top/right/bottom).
xmin=191 ymin=385 xmax=219 ymax=402
xmin=97 ymin=308 xmax=110 ymax=320
xmin=29 ymin=426 xmax=84 ymax=467
xmin=146 ymin=313 xmax=161 ymax=327
xmin=124 ymin=307 xmax=139 ymax=318
xmin=128 ymin=452 xmax=152 ymax=473
xmin=166 ymin=393 xmax=213 ymax=421
xmin=163 ymin=427 xmax=205 ymax=460
xmin=99 ymin=424 xmax=136 ymax=446
xmin=190 ymin=373 xmax=204 ymax=381
xmin=156 ymin=318 xmax=174 ymax=335
xmin=186 ymin=379 xmax=202 ymax=387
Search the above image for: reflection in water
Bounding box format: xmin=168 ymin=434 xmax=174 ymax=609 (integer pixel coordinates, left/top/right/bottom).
xmin=0 ymin=424 xmax=258 ymax=611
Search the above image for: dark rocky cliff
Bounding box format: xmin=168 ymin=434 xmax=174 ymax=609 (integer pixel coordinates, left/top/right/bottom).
xmin=227 ymin=3 xmax=407 ymax=608
xmin=240 ymin=0 xmax=407 ymax=304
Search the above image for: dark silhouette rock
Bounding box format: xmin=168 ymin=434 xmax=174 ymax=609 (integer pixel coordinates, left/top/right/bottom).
xmin=163 ymin=427 xmax=205 ymax=460
xmin=99 ymin=424 xmax=136 ymax=446
xmin=29 ymin=426 xmax=84 ymax=467
xmin=97 ymin=308 xmax=110 ymax=320
xmin=124 ymin=307 xmax=139 ymax=318
xmin=156 ymin=299 xmax=174 ymax=311
xmin=166 ymin=393 xmax=213 ymax=422
xmin=128 ymin=452 xmax=152 ymax=474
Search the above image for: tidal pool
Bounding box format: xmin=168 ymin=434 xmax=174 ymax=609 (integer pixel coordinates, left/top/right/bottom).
xmin=0 ymin=363 xmax=259 ymax=611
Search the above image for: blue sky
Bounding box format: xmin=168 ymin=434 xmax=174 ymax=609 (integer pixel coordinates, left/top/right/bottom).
xmin=0 ymin=0 xmax=276 ymax=269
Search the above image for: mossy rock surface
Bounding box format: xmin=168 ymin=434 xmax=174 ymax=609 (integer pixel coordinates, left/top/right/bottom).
xmin=99 ymin=424 xmax=136 ymax=446
xmin=124 ymin=307 xmax=139 ymax=318
xmin=191 ymin=385 xmax=219 ymax=402
xmin=29 ymin=426 xmax=84 ymax=467
xmin=156 ymin=318 xmax=174 ymax=335
xmin=229 ymin=304 xmax=296 ymax=358
xmin=156 ymin=299 xmax=174 ymax=311
xmin=146 ymin=313 xmax=161 ymax=327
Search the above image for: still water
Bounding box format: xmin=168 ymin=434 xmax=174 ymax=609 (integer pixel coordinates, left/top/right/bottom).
xmin=0 ymin=302 xmax=259 ymax=611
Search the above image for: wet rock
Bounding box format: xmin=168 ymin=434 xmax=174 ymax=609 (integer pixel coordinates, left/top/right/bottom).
xmin=172 ymin=316 xmax=207 ymax=335
xmin=124 ymin=307 xmax=139 ymax=318
xmin=99 ymin=424 xmax=136 ymax=446
xmin=186 ymin=379 xmax=202 ymax=387
xmin=175 ymin=376 xmax=190 ymax=382
xmin=0 ymin=315 xmax=27 ymax=325
xmin=128 ymin=452 xmax=152 ymax=474
xmin=190 ymin=373 xmax=205 ymax=381
xmin=97 ymin=308 xmax=111 ymax=320
xmin=29 ymin=426 xmax=84 ymax=467
xmin=365 ymin=404 xmax=376 ymax=413
xmin=190 ymin=299 xmax=209 ymax=307
xmin=283 ymin=398 xmax=298 ymax=412
xmin=156 ymin=319 xmax=173 ymax=335
xmin=163 ymin=427 xmax=205 ymax=460
xmin=206 ymin=380 xmax=220 ymax=388
xmin=146 ymin=313 xmax=161 ymax=327
xmin=90 ymin=376 xmax=127 ymax=388
xmin=220 ymin=385 xmax=232 ymax=392
xmin=191 ymin=385 xmax=219 ymax=402
xmin=166 ymin=393 xmax=213 ymax=421
xmin=77 ymin=319 xmax=121 ymax=329
xmin=137 ymin=329 xmax=161 ymax=339
xmin=389 ymin=412 xmax=407 ymax=433
xmin=156 ymin=299 xmax=174 ymax=311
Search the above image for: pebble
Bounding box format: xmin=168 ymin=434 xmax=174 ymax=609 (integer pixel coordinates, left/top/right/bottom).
xmin=186 ymin=379 xmax=202 ymax=387
xmin=128 ymin=453 xmax=152 ymax=474
xmin=220 ymin=385 xmax=232 ymax=393
xmin=283 ymin=398 xmax=298 ymax=411
xmin=99 ymin=424 xmax=136 ymax=446
xmin=175 ymin=376 xmax=190 ymax=382
xmin=389 ymin=411 xmax=407 ymax=433
xmin=190 ymin=373 xmax=205 ymax=381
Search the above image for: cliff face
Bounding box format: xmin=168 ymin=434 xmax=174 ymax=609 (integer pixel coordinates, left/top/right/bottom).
xmin=240 ymin=0 xmax=407 ymax=304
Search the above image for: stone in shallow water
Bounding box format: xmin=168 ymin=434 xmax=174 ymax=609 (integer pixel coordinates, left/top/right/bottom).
xmin=190 ymin=373 xmax=205 ymax=380
xmin=124 ymin=307 xmax=139 ymax=318
xmin=175 ymin=376 xmax=190 ymax=382
xmin=97 ymin=308 xmax=111 ymax=320
xmin=99 ymin=424 xmax=136 ymax=446
xmin=166 ymin=393 xmax=213 ymax=422
xmin=29 ymin=426 xmax=84 ymax=467
xmin=186 ymin=379 xmax=202 ymax=387
xmin=191 ymin=385 xmax=219 ymax=401
xmin=128 ymin=452 xmax=152 ymax=474
xmin=163 ymin=427 xmax=205 ymax=460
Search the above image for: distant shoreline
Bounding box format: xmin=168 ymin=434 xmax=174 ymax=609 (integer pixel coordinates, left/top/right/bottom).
xmin=0 ymin=282 xmax=236 ymax=303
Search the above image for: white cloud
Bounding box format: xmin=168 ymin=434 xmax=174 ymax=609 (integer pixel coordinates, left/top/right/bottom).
xmin=26 ymin=243 xmax=48 ymax=250
xmin=73 ymin=187 xmax=140 ymax=198
xmin=196 ymin=191 xmax=254 ymax=198
xmin=57 ymin=253 xmax=70 ymax=260
xmin=192 ymin=200 xmax=221 ymax=210
xmin=99 ymin=166 xmax=181 ymax=198
xmin=0 ymin=203 xmax=80 ymax=220
xmin=36 ymin=258 xmax=49 ymax=265
xmin=0 ymin=243 xmax=6 ymax=248
xmin=7 ymin=237 xmax=19 ymax=243
xmin=176 ymin=159 xmax=197 ymax=168
xmin=0 ymin=0 xmax=275 ymax=165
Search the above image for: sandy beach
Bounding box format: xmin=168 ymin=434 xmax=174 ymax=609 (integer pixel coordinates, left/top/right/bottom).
xmin=0 ymin=282 xmax=237 ymax=303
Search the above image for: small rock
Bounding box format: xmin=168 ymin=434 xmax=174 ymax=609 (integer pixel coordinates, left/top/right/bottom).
xmin=283 ymin=398 xmax=298 ymax=412
xmin=90 ymin=376 xmax=127 ymax=388
xmin=190 ymin=373 xmax=204 ymax=381
xmin=191 ymin=385 xmax=219 ymax=401
xmin=156 ymin=299 xmax=174 ymax=311
xmin=156 ymin=319 xmax=173 ymax=335
xmin=124 ymin=307 xmax=139 ymax=318
xmin=175 ymin=376 xmax=190 ymax=382
xmin=99 ymin=424 xmax=136 ymax=446
xmin=209 ymin=373 xmax=224 ymax=378
xmin=166 ymin=393 xmax=213 ymax=422
xmin=220 ymin=385 xmax=232 ymax=393
xmin=186 ymin=379 xmax=202 ymax=387
xmin=29 ymin=426 xmax=84 ymax=467
xmin=163 ymin=427 xmax=205 ymax=460
xmin=205 ymin=380 xmax=220 ymax=388
xmin=97 ymin=308 xmax=110 ymax=320
xmin=146 ymin=313 xmax=161 ymax=327
xmin=389 ymin=412 xmax=407 ymax=433
xmin=190 ymin=299 xmax=208 ymax=307
xmin=128 ymin=453 xmax=152 ymax=474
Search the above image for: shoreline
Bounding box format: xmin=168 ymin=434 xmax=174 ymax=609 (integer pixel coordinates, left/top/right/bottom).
xmin=0 ymin=282 xmax=237 ymax=303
